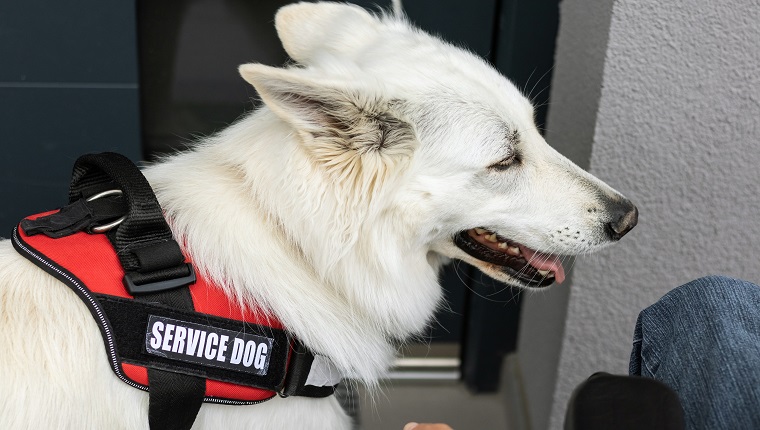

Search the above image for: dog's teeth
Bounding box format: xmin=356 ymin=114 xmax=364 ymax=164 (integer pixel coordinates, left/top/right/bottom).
xmin=497 ymin=242 xmax=508 ymax=249
xmin=474 ymin=228 xmax=488 ymax=235
xmin=507 ymin=245 xmax=521 ymax=256
xmin=485 ymin=234 xmax=498 ymax=242
xmin=537 ymin=269 xmax=552 ymax=277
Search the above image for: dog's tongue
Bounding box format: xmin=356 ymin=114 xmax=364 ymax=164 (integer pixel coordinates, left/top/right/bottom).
xmin=518 ymin=245 xmax=566 ymax=284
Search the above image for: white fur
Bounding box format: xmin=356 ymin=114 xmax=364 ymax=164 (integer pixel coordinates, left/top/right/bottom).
xmin=0 ymin=3 xmax=632 ymax=428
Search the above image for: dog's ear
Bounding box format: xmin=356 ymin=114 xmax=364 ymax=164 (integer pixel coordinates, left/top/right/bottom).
xmin=239 ymin=63 xmax=415 ymax=188
xmin=274 ymin=2 xmax=380 ymax=64
xmin=239 ymin=63 xmax=353 ymax=135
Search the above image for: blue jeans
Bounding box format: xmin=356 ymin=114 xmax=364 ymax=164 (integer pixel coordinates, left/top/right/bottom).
xmin=630 ymin=275 xmax=760 ymax=430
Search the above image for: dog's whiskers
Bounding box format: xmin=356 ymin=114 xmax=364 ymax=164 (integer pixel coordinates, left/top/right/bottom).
xmin=526 ymin=65 xmax=555 ymax=104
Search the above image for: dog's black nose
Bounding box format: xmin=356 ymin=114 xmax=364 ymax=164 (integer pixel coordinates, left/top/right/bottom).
xmin=607 ymin=200 xmax=638 ymax=241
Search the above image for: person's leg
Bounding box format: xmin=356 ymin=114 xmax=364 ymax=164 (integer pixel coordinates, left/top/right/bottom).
xmin=630 ymin=275 xmax=760 ymax=429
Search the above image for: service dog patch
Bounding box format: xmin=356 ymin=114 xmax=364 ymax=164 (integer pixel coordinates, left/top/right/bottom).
xmin=145 ymin=315 xmax=274 ymax=375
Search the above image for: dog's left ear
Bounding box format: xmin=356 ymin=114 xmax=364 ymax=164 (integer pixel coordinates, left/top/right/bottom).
xmin=240 ymin=63 xmax=356 ymax=135
xmin=239 ymin=63 xmax=415 ymax=181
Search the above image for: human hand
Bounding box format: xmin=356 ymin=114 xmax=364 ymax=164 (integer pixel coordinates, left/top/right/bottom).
xmin=403 ymin=422 xmax=453 ymax=430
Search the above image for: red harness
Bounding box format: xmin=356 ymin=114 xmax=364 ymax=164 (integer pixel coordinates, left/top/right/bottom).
xmin=15 ymin=210 xmax=286 ymax=404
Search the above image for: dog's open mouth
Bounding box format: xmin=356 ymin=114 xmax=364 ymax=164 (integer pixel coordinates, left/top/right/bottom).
xmin=454 ymin=228 xmax=566 ymax=287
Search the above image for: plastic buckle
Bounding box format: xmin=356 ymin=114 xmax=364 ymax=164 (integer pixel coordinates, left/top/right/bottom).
xmin=123 ymin=263 xmax=196 ymax=295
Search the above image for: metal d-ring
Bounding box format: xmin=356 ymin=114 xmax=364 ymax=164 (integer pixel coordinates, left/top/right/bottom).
xmin=86 ymin=189 xmax=126 ymax=233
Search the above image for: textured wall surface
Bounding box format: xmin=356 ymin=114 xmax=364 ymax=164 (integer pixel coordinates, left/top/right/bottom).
xmin=549 ymin=0 xmax=760 ymax=428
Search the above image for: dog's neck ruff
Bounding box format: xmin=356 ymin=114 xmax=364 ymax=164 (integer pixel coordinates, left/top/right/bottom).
xmin=13 ymin=213 xmax=341 ymax=405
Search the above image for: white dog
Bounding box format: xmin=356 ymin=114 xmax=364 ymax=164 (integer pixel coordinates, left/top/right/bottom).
xmin=0 ymin=2 xmax=636 ymax=429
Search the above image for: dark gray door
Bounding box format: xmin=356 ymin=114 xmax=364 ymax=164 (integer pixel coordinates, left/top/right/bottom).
xmin=0 ymin=1 xmax=142 ymax=234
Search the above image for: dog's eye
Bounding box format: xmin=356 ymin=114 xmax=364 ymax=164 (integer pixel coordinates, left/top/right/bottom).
xmin=489 ymin=152 xmax=519 ymax=171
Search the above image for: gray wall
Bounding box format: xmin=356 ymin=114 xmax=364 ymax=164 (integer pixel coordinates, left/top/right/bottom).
xmin=524 ymin=0 xmax=760 ymax=428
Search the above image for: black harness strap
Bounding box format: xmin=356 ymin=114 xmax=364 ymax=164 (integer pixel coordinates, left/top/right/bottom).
xmin=280 ymin=341 xmax=337 ymax=398
xmin=67 ymin=153 xmax=195 ymax=291
xmin=141 ymin=290 xmax=205 ymax=430
xmin=19 ymin=196 xmax=128 ymax=238
xmin=66 ymin=153 xmax=203 ymax=430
